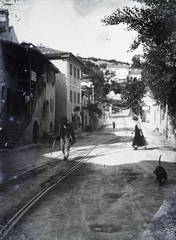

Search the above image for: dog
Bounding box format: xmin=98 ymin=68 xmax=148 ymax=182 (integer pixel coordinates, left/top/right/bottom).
xmin=153 ymin=155 xmax=167 ymax=186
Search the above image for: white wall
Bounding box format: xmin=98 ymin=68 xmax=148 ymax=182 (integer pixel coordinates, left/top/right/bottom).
xmin=55 ymin=73 xmax=67 ymax=127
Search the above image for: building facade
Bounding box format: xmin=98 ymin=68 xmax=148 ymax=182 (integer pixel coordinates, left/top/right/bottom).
xmin=0 ymin=40 xmax=58 ymax=147
xmin=81 ymin=77 xmax=94 ymax=131
xmin=38 ymin=47 xmax=85 ymax=131
xmin=0 ymin=9 xmax=61 ymax=147
xmin=107 ymin=64 xmax=130 ymax=83
xmin=0 ymin=9 xmax=18 ymax=43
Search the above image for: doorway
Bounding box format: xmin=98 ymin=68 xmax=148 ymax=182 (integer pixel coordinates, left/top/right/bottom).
xmin=33 ymin=121 xmax=40 ymax=143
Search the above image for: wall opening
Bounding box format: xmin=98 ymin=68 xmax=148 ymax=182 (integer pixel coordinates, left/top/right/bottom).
xmin=50 ymin=122 xmax=53 ymax=132
xmin=33 ymin=121 xmax=40 ymax=143
xmin=42 ymin=102 xmax=46 ymax=118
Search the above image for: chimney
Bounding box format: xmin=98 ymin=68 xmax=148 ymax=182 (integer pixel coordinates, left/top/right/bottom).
xmin=0 ymin=9 xmax=9 ymax=33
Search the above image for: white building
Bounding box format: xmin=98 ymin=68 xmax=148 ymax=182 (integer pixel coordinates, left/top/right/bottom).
xmin=38 ymin=47 xmax=85 ymax=130
xmin=81 ymin=76 xmax=94 ymax=131
xmin=128 ymin=69 xmax=142 ymax=80
xmin=107 ymin=64 xmax=130 ymax=83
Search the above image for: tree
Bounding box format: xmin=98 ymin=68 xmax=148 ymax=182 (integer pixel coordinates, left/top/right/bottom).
xmin=82 ymin=59 xmax=110 ymax=103
xmin=121 ymin=77 xmax=146 ymax=115
xmin=102 ymin=0 xmax=176 ymax=126
xmin=110 ymin=80 xmax=121 ymax=94
xmin=131 ymin=55 xmax=142 ymax=69
xmin=84 ymin=103 xmax=102 ymax=117
xmin=102 ymin=1 xmax=176 ymax=50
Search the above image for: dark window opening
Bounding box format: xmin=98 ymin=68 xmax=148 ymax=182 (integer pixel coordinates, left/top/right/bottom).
xmin=74 ymin=92 xmax=76 ymax=103
xmin=1 ymin=86 xmax=4 ymax=100
xmin=70 ymin=90 xmax=72 ymax=102
xmin=74 ymin=66 xmax=76 ymax=77
xmin=70 ymin=63 xmax=72 ymax=75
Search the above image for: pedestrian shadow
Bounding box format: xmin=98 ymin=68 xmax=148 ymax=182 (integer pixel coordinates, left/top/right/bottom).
xmin=136 ymin=146 xmax=175 ymax=151
xmin=104 ymin=136 xmax=134 ymax=144
xmin=136 ymin=147 xmax=159 ymax=150
xmin=110 ymin=127 xmax=133 ymax=132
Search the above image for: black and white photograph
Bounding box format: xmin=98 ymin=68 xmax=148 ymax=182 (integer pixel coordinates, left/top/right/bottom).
xmin=0 ymin=0 xmax=176 ymax=239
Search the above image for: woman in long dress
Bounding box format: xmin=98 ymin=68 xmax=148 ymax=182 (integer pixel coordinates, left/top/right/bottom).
xmin=131 ymin=116 xmax=148 ymax=150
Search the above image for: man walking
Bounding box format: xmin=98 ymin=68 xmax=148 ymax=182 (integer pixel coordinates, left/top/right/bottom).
xmin=55 ymin=116 xmax=76 ymax=160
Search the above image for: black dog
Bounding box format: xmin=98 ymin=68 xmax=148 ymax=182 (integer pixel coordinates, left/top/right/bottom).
xmin=153 ymin=155 xmax=167 ymax=186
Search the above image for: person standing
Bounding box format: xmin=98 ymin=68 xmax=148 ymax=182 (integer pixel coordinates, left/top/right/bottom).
xmin=131 ymin=116 xmax=148 ymax=150
xmin=55 ymin=116 xmax=76 ymax=160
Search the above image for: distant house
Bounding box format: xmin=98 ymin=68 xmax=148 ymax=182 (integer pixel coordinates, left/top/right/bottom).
xmin=81 ymin=76 xmax=94 ymax=131
xmin=38 ymin=46 xmax=85 ymax=130
xmin=128 ymin=69 xmax=142 ymax=80
xmin=107 ymin=64 xmax=130 ymax=83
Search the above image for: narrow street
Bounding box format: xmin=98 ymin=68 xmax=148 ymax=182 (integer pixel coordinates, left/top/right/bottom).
xmin=0 ymin=2 xmax=176 ymax=240
xmin=1 ymin=110 xmax=176 ymax=240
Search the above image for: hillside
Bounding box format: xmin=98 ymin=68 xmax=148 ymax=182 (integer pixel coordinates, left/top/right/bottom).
xmin=78 ymin=56 xmax=130 ymax=68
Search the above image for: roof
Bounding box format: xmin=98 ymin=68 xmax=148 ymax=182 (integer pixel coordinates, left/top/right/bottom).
xmin=38 ymin=46 xmax=85 ymax=68
xmin=129 ymin=69 xmax=142 ymax=75
xmin=1 ymin=40 xmax=59 ymax=73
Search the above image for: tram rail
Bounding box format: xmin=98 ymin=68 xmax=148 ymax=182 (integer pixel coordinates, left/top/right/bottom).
xmin=0 ymin=130 xmax=111 ymax=240
xmin=0 ymin=153 xmax=63 ymax=188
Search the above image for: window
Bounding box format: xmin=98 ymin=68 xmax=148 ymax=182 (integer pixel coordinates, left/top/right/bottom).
xmin=70 ymin=63 xmax=72 ymax=75
xmin=74 ymin=66 xmax=76 ymax=77
xmin=77 ymin=69 xmax=80 ymax=79
xmin=47 ymin=70 xmax=50 ymax=83
xmin=1 ymin=85 xmax=4 ymax=100
xmin=70 ymin=90 xmax=72 ymax=102
xmin=74 ymin=92 xmax=76 ymax=103
xmin=51 ymin=71 xmax=55 ymax=85
xmin=77 ymin=92 xmax=80 ymax=104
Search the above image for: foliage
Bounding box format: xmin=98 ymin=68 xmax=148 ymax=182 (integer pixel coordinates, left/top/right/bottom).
xmin=102 ymin=1 xmax=176 ymax=50
xmin=131 ymin=55 xmax=142 ymax=69
xmin=99 ymin=63 xmax=107 ymax=69
xmin=84 ymin=103 xmax=102 ymax=117
xmin=110 ymin=99 xmax=127 ymax=108
xmin=121 ymin=77 xmax=146 ymax=115
xmin=110 ymin=81 xmax=121 ymax=94
xmin=102 ymin=0 xmax=176 ymax=126
xmin=102 ymin=84 xmax=110 ymax=95
xmin=81 ymin=85 xmax=92 ymax=99
xmin=78 ymin=56 xmax=130 ymax=66
xmin=81 ymin=59 xmax=110 ymax=103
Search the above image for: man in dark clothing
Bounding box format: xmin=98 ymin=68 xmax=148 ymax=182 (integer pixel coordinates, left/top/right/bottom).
xmin=55 ymin=116 xmax=76 ymax=160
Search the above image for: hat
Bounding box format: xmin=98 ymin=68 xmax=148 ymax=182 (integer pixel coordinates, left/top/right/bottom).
xmin=61 ymin=116 xmax=68 ymax=123
xmin=132 ymin=116 xmax=138 ymax=121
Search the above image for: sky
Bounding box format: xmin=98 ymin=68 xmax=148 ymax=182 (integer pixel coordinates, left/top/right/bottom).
xmin=0 ymin=0 xmax=143 ymax=63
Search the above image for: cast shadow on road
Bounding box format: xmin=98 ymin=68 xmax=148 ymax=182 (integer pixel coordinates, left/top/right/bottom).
xmin=104 ymin=136 xmax=133 ymax=144
xmin=61 ymin=158 xmax=176 ymax=239
xmin=110 ymin=127 xmax=134 ymax=132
